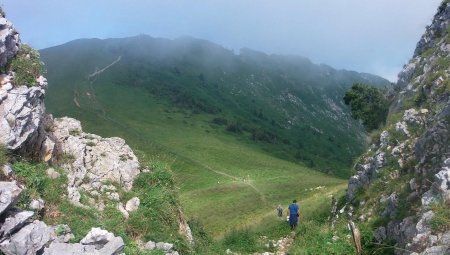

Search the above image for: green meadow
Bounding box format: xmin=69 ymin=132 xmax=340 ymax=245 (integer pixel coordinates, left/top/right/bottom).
xmin=46 ymin=80 xmax=347 ymax=240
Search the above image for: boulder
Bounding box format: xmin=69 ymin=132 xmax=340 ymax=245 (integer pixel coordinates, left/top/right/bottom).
xmin=95 ymin=236 xmax=124 ymax=255
xmin=0 ymin=220 xmax=55 ymax=255
xmin=0 ymin=181 xmax=22 ymax=215
xmin=80 ymin=227 xmax=114 ymax=247
xmin=29 ymin=198 xmax=45 ymax=211
xmin=0 ymin=210 xmax=34 ymax=238
xmin=116 ymin=202 xmax=129 ymax=219
xmin=125 ymin=197 xmax=140 ymax=212
xmin=45 ymin=228 xmax=124 ymax=255
xmin=43 ymin=237 xmax=124 ymax=255
xmin=2 ymin=164 xmax=13 ymax=177
xmin=144 ymin=240 xmax=156 ymax=250
xmin=156 ymin=242 xmax=174 ymax=252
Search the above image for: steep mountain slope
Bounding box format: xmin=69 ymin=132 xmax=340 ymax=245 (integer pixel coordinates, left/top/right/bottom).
xmin=41 ymin=36 xmax=390 ymax=177
xmin=0 ymin=9 xmax=193 ymax=255
xmin=343 ymin=1 xmax=450 ymax=254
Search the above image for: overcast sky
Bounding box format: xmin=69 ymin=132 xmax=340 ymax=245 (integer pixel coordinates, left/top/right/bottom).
xmin=0 ymin=0 xmax=442 ymax=81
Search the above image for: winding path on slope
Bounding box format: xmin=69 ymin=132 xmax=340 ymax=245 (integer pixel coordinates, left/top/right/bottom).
xmin=76 ymin=69 xmax=344 ymax=255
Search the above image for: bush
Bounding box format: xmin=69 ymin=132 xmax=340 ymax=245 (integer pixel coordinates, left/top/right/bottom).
xmin=211 ymin=117 xmax=228 ymax=126
xmin=7 ymin=44 xmax=45 ymax=86
xmin=430 ymin=201 xmax=450 ymax=233
xmin=225 ymin=121 xmax=242 ymax=133
xmin=343 ymin=83 xmax=389 ymax=131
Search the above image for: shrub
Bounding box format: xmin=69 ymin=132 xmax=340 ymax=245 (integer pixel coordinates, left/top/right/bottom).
xmin=343 ymin=83 xmax=390 ymax=131
xmin=211 ymin=117 xmax=228 ymax=126
xmin=430 ymin=201 xmax=450 ymax=233
xmin=225 ymin=121 xmax=242 ymax=133
xmin=69 ymin=129 xmax=81 ymax=136
xmin=85 ymin=141 xmax=96 ymax=147
xmin=7 ymin=44 xmax=45 ymax=86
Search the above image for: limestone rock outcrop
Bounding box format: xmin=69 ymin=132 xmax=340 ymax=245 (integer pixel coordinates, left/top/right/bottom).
xmin=0 ymin=220 xmax=56 ymax=255
xmin=0 ymin=13 xmax=19 ymax=68
xmin=347 ymin=2 xmax=450 ymax=254
xmin=0 ymin=72 xmax=48 ymax=151
xmin=51 ymin=117 xmax=140 ymax=205
xmin=0 ymin=8 xmax=189 ymax=255
xmin=0 ymin=181 xmax=22 ymax=214
xmin=0 ymin=181 xmax=125 ymax=255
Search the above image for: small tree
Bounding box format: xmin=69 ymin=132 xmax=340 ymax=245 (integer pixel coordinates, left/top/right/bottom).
xmin=343 ymin=83 xmax=389 ymax=131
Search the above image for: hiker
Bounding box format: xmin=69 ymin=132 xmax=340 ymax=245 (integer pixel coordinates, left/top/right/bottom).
xmin=288 ymin=199 xmax=301 ymax=230
xmin=277 ymin=205 xmax=283 ymax=217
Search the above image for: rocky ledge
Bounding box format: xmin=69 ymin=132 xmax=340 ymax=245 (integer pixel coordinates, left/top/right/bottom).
xmin=0 ymin=181 xmax=125 ymax=255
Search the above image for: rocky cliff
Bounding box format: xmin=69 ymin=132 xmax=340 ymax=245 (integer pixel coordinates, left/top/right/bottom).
xmin=0 ymin=10 xmax=190 ymax=255
xmin=347 ymin=1 xmax=450 ymax=254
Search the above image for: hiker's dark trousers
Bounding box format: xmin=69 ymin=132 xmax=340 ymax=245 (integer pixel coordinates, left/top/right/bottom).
xmin=289 ymin=214 xmax=298 ymax=228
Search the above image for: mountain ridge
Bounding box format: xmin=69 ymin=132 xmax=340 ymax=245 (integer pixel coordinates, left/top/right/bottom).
xmin=41 ymin=34 xmax=391 ymax=177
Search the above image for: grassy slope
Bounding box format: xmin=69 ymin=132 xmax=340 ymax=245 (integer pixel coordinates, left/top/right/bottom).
xmin=45 ymin=78 xmax=346 ymax=240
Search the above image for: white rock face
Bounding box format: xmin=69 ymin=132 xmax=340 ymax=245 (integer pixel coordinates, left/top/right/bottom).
xmin=403 ymin=108 xmax=424 ymax=125
xmin=0 ymin=220 xmax=56 ymax=255
xmin=51 ymin=117 xmax=140 ymax=205
xmin=0 ymin=211 xmax=34 ymax=237
xmin=0 ymin=75 xmax=47 ymax=150
xmin=0 ymin=16 xmax=19 ymax=68
xmin=0 ymin=181 xmax=22 ymax=215
xmin=53 ymin=117 xmax=139 ymax=190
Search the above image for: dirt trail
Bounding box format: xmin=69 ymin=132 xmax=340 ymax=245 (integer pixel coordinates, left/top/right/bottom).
xmin=201 ymin=163 xmax=269 ymax=205
xmin=87 ymin=55 xmax=122 ymax=80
